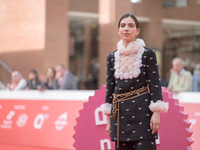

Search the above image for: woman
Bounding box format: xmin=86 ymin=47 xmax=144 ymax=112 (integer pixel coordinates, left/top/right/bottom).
xmin=100 ymin=14 xmax=168 ymax=150
xmin=26 ymin=69 xmax=41 ymax=90
xmin=43 ymin=67 xmax=59 ymax=90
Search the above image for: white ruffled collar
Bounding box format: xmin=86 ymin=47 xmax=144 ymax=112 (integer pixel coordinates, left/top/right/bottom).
xmin=114 ymin=39 xmax=145 ymax=80
xmin=117 ymin=39 xmax=145 ymax=55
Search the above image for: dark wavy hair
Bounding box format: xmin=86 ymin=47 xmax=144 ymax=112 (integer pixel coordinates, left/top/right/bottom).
xmin=29 ymin=69 xmax=39 ymax=80
xmin=118 ymin=13 xmax=140 ymax=29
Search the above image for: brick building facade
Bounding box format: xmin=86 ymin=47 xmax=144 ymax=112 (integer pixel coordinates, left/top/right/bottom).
xmin=0 ymin=0 xmax=200 ymax=89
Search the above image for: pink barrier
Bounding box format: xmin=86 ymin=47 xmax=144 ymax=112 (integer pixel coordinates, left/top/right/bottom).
xmin=0 ymin=90 xmax=90 ymax=150
xmin=0 ymin=87 xmax=198 ymax=150
xmin=73 ymin=86 xmax=194 ymax=150
xmin=180 ymin=103 xmax=200 ymax=150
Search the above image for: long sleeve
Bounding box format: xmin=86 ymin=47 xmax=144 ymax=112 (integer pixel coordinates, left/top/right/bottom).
xmin=100 ymin=53 xmax=115 ymax=115
xmin=146 ymin=49 xmax=168 ymax=113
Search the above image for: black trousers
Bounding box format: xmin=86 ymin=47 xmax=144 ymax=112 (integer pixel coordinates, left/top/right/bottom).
xmin=115 ymin=139 xmax=156 ymax=150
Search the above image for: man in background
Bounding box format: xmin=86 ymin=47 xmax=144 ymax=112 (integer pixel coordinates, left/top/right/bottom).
xmin=55 ymin=65 xmax=77 ymax=90
xmin=7 ymin=71 xmax=27 ymax=90
xmin=167 ymin=57 xmax=192 ymax=94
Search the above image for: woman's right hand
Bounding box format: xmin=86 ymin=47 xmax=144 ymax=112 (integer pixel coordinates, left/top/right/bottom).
xmin=106 ymin=115 xmax=111 ymax=136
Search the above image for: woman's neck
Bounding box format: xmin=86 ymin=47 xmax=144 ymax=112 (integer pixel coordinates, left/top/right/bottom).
xmin=123 ymin=39 xmax=134 ymax=48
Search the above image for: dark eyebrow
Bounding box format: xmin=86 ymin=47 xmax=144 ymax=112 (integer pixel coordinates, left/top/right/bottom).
xmin=120 ymin=23 xmax=135 ymax=25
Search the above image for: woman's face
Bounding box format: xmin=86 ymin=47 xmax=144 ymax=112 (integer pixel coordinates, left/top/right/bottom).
xmin=118 ymin=16 xmax=140 ymax=44
xmin=46 ymin=68 xmax=54 ymax=79
xmin=28 ymin=72 xmax=36 ymax=80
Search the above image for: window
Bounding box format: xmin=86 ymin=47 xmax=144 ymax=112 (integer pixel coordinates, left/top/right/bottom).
xmin=163 ymin=0 xmax=188 ymax=8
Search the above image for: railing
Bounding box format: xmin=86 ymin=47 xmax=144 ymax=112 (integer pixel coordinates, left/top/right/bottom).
xmin=0 ymin=60 xmax=12 ymax=74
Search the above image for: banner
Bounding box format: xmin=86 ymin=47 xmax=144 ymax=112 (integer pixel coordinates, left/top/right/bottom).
xmin=0 ymin=90 xmax=94 ymax=150
xmin=0 ymin=89 xmax=199 ymax=150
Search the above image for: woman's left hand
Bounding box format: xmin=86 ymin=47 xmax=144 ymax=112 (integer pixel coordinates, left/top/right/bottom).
xmin=150 ymin=111 xmax=160 ymax=134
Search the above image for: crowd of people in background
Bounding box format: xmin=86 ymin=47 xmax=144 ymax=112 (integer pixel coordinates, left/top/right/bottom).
xmin=5 ymin=65 xmax=77 ymax=91
xmin=1 ymin=58 xmax=200 ymax=92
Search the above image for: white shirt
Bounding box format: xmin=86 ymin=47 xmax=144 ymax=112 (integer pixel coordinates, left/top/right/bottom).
xmin=10 ymin=78 xmax=27 ymax=90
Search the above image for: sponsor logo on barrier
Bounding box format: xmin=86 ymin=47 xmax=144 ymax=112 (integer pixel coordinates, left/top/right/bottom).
xmin=16 ymin=114 xmax=28 ymax=128
xmin=1 ymin=110 xmax=15 ymax=129
xmin=33 ymin=113 xmax=49 ymax=129
xmin=55 ymin=112 xmax=68 ymax=131
xmin=13 ymin=105 xmax=26 ymax=110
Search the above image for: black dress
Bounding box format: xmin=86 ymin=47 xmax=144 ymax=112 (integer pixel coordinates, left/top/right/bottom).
xmin=101 ymin=39 xmax=168 ymax=144
xmin=107 ymin=47 xmax=163 ymax=142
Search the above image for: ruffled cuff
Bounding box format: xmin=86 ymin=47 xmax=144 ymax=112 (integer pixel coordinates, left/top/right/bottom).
xmin=149 ymin=100 xmax=169 ymax=113
xmin=100 ymin=103 xmax=112 ymax=115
